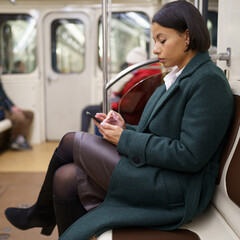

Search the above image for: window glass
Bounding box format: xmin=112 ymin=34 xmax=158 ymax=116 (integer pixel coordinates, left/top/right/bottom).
xmin=208 ymin=10 xmax=218 ymax=54
xmin=51 ymin=19 xmax=85 ymax=73
xmin=0 ymin=14 xmax=36 ymax=74
xmin=98 ymin=12 xmax=150 ymax=73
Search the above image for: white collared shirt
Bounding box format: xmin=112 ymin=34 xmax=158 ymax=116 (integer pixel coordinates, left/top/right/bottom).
xmin=164 ymin=66 xmax=184 ymax=90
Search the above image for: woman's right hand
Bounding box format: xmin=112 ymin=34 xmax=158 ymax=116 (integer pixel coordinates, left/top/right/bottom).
xmin=94 ymin=111 xmax=126 ymax=145
xmin=96 ymin=110 xmax=126 ymax=129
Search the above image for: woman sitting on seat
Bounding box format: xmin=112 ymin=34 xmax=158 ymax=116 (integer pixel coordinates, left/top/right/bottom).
xmin=5 ymin=1 xmax=234 ymax=239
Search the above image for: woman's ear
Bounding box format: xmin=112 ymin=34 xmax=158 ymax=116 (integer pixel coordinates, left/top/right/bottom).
xmin=185 ymin=29 xmax=190 ymax=46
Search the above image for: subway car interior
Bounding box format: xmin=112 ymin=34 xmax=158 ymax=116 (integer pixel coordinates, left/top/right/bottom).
xmin=0 ymin=0 xmax=239 ymax=239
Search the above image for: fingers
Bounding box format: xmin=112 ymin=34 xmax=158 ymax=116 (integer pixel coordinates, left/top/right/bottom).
xmin=103 ymin=111 xmax=121 ymax=123
xmin=98 ymin=123 xmax=123 ymax=145
xmin=104 ymin=110 xmax=115 ymax=122
xmin=95 ymin=113 xmax=107 ymax=122
xmin=94 ymin=110 xmax=125 ymax=135
xmin=98 ymin=122 xmax=114 ymax=136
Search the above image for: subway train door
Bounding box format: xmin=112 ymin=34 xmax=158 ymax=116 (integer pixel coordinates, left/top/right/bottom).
xmin=43 ymin=12 xmax=91 ymax=140
xmin=217 ymin=0 xmax=240 ymax=87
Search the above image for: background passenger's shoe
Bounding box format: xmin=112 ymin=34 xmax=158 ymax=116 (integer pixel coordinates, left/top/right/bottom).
xmin=10 ymin=141 xmax=32 ymax=150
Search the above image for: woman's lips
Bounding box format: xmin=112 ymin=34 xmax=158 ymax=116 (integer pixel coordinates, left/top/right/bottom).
xmin=158 ymin=58 xmax=165 ymax=63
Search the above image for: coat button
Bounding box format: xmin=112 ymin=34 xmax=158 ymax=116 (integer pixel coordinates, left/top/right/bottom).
xmin=133 ymin=157 xmax=140 ymax=164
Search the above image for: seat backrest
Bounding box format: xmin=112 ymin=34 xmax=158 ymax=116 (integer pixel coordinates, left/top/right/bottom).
xmin=216 ymin=95 xmax=240 ymax=185
xmin=118 ymin=73 xmax=164 ymax=125
xmin=212 ymin=94 xmax=240 ymax=237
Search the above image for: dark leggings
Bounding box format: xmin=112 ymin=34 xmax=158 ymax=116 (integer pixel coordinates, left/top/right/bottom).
xmin=53 ymin=131 xmax=121 ymax=211
xmin=53 ymin=132 xmax=78 ymax=199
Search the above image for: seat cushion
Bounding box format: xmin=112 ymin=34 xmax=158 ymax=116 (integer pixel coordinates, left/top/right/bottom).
xmin=0 ymin=119 xmax=12 ymax=132
xmin=112 ymin=228 xmax=200 ymax=240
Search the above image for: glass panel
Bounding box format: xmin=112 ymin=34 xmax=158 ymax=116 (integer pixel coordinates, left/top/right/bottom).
xmin=208 ymin=11 xmax=218 ymax=48
xmin=98 ymin=12 xmax=150 ymax=73
xmin=0 ymin=14 xmax=36 ymax=74
xmin=51 ymin=19 xmax=85 ymax=74
xmin=204 ymin=0 xmax=218 ymax=56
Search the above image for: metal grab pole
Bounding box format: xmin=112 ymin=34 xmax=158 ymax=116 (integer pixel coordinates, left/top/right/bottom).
xmin=102 ymin=0 xmax=108 ymax=113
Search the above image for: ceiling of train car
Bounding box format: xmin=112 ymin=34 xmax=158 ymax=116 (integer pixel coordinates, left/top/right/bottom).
xmin=3 ymin=0 xmax=217 ymax=9
xmin=4 ymin=0 xmax=160 ymax=4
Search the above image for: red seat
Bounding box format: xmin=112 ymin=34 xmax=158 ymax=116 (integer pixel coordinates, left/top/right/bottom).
xmin=118 ymin=73 xmax=164 ymax=125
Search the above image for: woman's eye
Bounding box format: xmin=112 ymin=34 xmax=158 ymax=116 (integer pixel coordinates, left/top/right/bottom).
xmin=160 ymin=39 xmax=166 ymax=44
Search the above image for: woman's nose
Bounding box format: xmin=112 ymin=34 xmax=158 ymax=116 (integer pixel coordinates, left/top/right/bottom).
xmin=153 ymin=43 xmax=161 ymax=55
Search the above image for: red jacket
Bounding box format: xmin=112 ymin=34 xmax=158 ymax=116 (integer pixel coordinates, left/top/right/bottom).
xmin=111 ymin=64 xmax=162 ymax=111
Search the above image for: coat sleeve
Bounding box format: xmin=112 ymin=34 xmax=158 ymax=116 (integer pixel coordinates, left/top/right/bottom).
xmin=117 ymin=71 xmax=233 ymax=172
xmin=0 ymin=82 xmax=14 ymax=109
xmin=126 ymin=123 xmax=137 ymax=131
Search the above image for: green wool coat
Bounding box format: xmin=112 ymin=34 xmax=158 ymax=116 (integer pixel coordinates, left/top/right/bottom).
xmin=60 ymin=52 xmax=234 ymax=240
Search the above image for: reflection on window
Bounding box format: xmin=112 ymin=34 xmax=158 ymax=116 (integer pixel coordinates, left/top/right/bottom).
xmin=51 ymin=19 xmax=85 ymax=74
xmin=207 ymin=10 xmax=218 ymax=56
xmin=98 ymin=12 xmax=150 ymax=73
xmin=208 ymin=11 xmax=218 ymax=47
xmin=0 ymin=14 xmax=36 ymax=74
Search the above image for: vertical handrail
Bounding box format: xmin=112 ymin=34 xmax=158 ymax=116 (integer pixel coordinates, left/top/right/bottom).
xmin=102 ymin=0 xmax=108 ymax=113
xmin=202 ymin=0 xmax=208 ymax=23
xmin=108 ymin=0 xmax=112 ymax=81
xmin=107 ymin=0 xmax=112 ymax=112
xmin=194 ymin=0 xmax=208 ymax=23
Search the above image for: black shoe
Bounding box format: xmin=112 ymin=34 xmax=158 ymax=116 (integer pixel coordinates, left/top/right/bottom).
xmin=5 ymin=151 xmax=67 ymax=236
xmin=5 ymin=204 xmax=56 ymax=236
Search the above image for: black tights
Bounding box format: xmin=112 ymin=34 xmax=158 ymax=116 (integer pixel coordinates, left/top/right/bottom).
xmin=53 ymin=132 xmax=79 ymax=199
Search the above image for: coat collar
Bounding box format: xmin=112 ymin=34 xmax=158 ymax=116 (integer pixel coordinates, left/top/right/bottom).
xmin=178 ymin=51 xmax=211 ymax=81
xmin=137 ymin=52 xmax=211 ymax=132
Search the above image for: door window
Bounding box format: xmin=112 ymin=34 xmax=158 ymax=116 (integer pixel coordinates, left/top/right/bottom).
xmin=98 ymin=12 xmax=150 ymax=73
xmin=51 ymin=19 xmax=85 ymax=74
xmin=0 ymin=14 xmax=36 ymax=74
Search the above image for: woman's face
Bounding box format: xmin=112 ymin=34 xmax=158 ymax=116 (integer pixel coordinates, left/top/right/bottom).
xmin=152 ymin=22 xmax=193 ymax=70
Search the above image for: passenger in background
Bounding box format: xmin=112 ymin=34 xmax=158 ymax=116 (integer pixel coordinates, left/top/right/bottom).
xmin=12 ymin=60 xmax=25 ymax=74
xmin=0 ymin=61 xmax=33 ymax=150
xmin=81 ymin=47 xmax=162 ymax=132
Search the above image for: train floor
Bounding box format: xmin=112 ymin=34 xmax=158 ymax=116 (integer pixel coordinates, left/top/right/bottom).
xmin=0 ymin=142 xmax=59 ymax=240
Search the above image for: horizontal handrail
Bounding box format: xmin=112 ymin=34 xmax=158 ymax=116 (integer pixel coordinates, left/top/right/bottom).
xmin=105 ymin=58 xmax=160 ymax=90
xmin=104 ymin=58 xmax=160 ymax=112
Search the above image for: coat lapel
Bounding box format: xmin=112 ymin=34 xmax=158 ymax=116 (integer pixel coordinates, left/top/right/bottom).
xmin=138 ymin=52 xmax=211 ymax=132
xmin=137 ymin=85 xmax=166 ymax=131
xmin=138 ymin=80 xmax=180 ymax=132
xmin=150 ymin=81 xmax=180 ymax=118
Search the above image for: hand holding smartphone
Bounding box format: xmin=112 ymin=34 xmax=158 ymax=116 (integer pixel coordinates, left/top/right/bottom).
xmin=86 ymin=111 xmax=102 ymax=124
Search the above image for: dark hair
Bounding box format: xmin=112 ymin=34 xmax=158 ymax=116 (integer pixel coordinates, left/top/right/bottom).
xmin=152 ymin=0 xmax=210 ymax=52
xmin=14 ymin=60 xmax=22 ymax=68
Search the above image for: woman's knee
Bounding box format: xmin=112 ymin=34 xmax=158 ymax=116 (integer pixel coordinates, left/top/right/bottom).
xmin=53 ymin=164 xmax=78 ymax=199
xmin=59 ymin=132 xmax=75 ymax=147
xmin=56 ymin=132 xmax=75 ymax=161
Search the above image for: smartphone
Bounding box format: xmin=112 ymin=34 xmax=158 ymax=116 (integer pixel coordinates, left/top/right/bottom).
xmin=86 ymin=111 xmax=102 ymax=123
